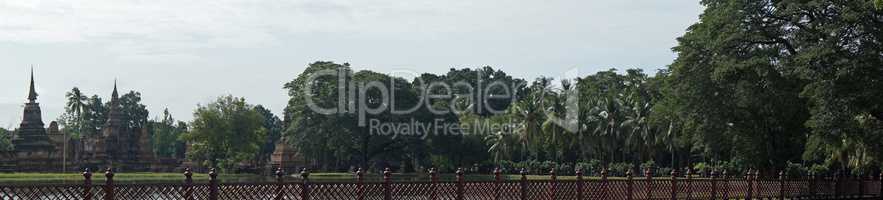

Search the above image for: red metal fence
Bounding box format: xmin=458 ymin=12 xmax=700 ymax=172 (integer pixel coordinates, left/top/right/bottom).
xmin=1 ymin=167 xmax=881 ymax=200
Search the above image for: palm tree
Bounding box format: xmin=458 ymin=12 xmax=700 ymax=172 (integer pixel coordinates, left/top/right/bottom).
xmin=541 ymin=79 xmax=582 ymax=162
xmin=65 ymin=87 xmax=87 ymax=133
xmin=485 ymin=127 xmax=517 ymax=165
xmin=509 ymin=77 xmax=553 ymax=160
xmin=620 ymin=72 xmax=655 ymax=163
xmin=510 ymin=96 xmax=543 ymax=160
xmin=590 ymin=95 xmax=624 ymax=163
xmin=63 ymin=87 xmax=86 ymax=173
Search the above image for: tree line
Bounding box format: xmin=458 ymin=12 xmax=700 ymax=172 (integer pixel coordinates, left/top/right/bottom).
xmin=280 ymin=0 xmax=883 ymax=175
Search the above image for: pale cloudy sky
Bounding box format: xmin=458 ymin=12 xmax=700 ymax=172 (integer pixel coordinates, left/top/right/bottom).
xmin=0 ymin=0 xmax=703 ymax=128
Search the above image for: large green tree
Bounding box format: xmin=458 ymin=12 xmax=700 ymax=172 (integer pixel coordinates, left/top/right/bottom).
xmin=118 ymin=91 xmax=149 ymax=130
xmin=183 ymin=95 xmax=267 ymax=171
xmin=664 ymin=0 xmax=883 ymax=172
xmin=150 ymin=108 xmax=186 ymax=158
xmin=664 ymin=0 xmax=810 ymax=170
xmin=284 ymin=62 xmax=357 ymax=170
xmin=82 ymin=95 xmax=106 ymax=136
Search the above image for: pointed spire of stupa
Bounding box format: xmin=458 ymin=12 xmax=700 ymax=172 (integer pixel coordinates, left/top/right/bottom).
xmin=27 ymin=66 xmax=38 ymax=103
xmin=111 ymin=79 xmax=119 ymax=102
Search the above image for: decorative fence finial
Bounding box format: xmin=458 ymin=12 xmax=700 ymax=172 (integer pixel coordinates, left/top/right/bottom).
xmin=300 ymin=168 xmax=310 ymax=180
xmin=184 ymin=168 xmax=193 ymax=179
xmin=83 ymin=168 xmax=92 ymax=179
xmin=104 ymin=167 xmax=114 ymax=180
xmin=428 ymin=167 xmax=437 ymax=181
xmin=276 ymin=168 xmax=285 ymax=181
xmin=383 ymin=168 xmax=392 ymax=181
xmin=520 ymin=168 xmax=528 ymax=181
xmin=601 ymin=167 xmax=609 ymax=180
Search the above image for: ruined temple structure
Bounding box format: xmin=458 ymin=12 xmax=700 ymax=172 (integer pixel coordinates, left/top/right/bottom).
xmin=268 ymin=137 xmax=305 ymax=174
xmin=0 ymin=71 xmax=166 ymax=172
xmin=78 ymin=81 xmax=158 ymax=171
xmin=0 ymin=69 xmax=58 ymax=171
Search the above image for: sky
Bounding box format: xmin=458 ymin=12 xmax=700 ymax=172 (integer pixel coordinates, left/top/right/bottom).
xmin=0 ymin=0 xmax=704 ymax=128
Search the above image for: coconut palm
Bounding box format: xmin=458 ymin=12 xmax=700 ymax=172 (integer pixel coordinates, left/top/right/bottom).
xmin=65 ymin=87 xmax=87 ymax=136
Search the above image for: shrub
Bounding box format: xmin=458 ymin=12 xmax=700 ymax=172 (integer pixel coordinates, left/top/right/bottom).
xmin=784 ymin=161 xmax=809 ymax=177
xmin=557 ymin=163 xmax=573 ymax=176
xmin=575 ymin=160 xmax=602 ymax=176
xmin=608 ymin=162 xmax=634 ymax=177
xmin=808 ymin=164 xmax=829 ymax=176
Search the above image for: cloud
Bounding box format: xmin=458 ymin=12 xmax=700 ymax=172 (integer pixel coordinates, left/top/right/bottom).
xmin=1 ymin=0 xmax=693 ymax=61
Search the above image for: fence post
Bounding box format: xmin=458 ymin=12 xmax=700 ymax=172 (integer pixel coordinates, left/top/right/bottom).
xmin=745 ymin=169 xmax=754 ymax=200
xmin=710 ymin=169 xmax=718 ymax=200
xmin=834 ymin=171 xmax=841 ymax=199
xmin=357 ymin=168 xmax=365 ymax=200
xmin=809 ymin=172 xmax=818 ymax=198
xmin=520 ymin=168 xmax=528 ymax=200
xmin=456 ymin=168 xmax=465 ymax=200
xmin=878 ymin=172 xmax=882 ymax=200
xmin=844 ymin=174 xmax=861 ymax=198
xmin=549 ymin=168 xmax=557 ymax=200
xmin=576 ymin=169 xmax=584 ymax=200
xmin=275 ymin=168 xmax=285 ymax=200
xmin=858 ymin=173 xmax=865 ymax=199
xmin=83 ymin=168 xmax=93 ymax=200
xmin=429 ymin=168 xmax=438 ymax=200
xmin=645 ymin=168 xmax=653 ymax=200
xmin=685 ymin=169 xmax=693 ymax=200
xmin=208 ymin=168 xmax=218 ymax=200
xmin=826 ymin=173 xmax=834 ymax=199
xmin=383 ymin=168 xmax=392 ymax=200
xmin=184 ymin=168 xmax=193 ymax=200
xmin=670 ymin=169 xmax=678 ymax=200
xmin=494 ymin=167 xmax=502 ymax=200
xmin=300 ymin=168 xmax=310 ymax=200
xmin=778 ymin=171 xmax=785 ymax=200
xmin=721 ymin=170 xmax=729 ymax=200
xmin=853 ymin=173 xmax=859 ymax=199
xmin=601 ymin=167 xmax=608 ymax=200
xmin=626 ymin=169 xmax=633 ymax=200
xmin=104 ymin=168 xmax=114 ymax=200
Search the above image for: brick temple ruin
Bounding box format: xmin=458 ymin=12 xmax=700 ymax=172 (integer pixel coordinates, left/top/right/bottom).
xmin=0 ymin=69 xmax=304 ymax=173
xmin=0 ymin=70 xmax=162 ymax=172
